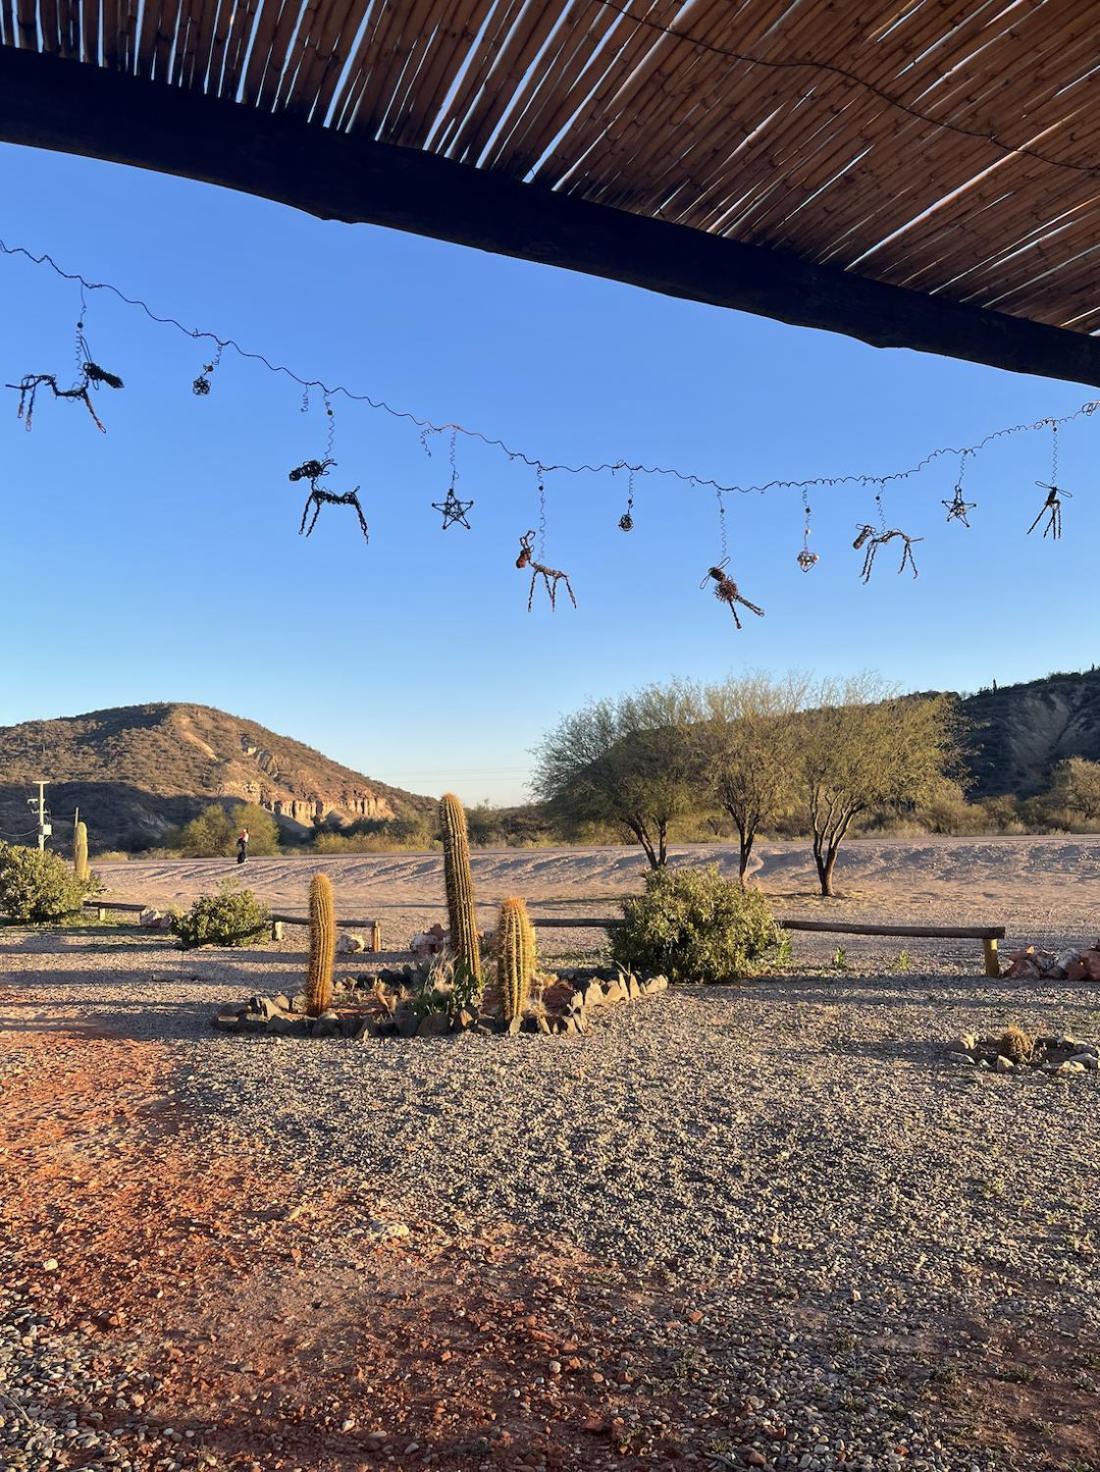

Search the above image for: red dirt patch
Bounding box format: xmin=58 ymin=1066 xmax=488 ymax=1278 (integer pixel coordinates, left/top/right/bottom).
xmin=0 ymin=1026 xmax=705 ymax=1469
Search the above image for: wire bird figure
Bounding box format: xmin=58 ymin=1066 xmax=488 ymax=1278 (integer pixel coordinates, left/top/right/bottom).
xmin=853 ymin=524 xmax=922 ymax=582
xmin=8 ymin=354 xmax=123 ymax=433
xmin=943 ymin=486 xmax=977 ymax=525
xmin=700 ymin=559 xmax=765 ymax=628
xmin=1028 ymin=481 xmax=1070 ymax=539
xmin=516 ymin=530 xmax=576 ymax=611
xmin=289 ymin=457 xmax=368 ymax=541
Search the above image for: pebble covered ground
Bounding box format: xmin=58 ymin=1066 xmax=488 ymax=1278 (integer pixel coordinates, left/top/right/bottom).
xmin=2 ymin=869 xmax=1100 ymax=1470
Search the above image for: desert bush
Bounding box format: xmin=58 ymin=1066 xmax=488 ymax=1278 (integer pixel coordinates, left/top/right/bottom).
xmin=172 ymin=883 xmax=269 ymax=948
xmin=0 ymin=842 xmax=95 ymax=922
xmin=611 ymin=864 xmax=783 ymax=983
xmin=94 ymin=850 xmax=132 ymax=863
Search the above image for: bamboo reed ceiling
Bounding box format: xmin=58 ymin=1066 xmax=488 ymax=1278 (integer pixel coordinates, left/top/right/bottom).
xmin=4 ymin=0 xmax=1100 ymax=352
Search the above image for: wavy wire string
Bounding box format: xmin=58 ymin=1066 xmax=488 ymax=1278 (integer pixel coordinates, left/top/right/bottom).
xmin=2 ymin=235 xmax=1097 ymax=500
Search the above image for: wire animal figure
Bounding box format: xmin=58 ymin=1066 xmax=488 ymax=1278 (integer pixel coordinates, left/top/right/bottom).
xmin=516 ymin=530 xmax=576 ymax=611
xmin=943 ymin=486 xmax=977 ymax=526
xmin=853 ymin=524 xmax=922 ymax=582
xmin=1028 ymin=481 xmax=1070 ymax=539
xmin=700 ymin=559 xmax=765 ymax=628
xmin=8 ymin=354 xmax=123 ymax=433
xmin=289 ymin=457 xmax=368 ymax=541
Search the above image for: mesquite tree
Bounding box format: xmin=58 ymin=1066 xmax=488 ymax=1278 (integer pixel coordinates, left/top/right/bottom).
xmin=798 ymin=678 xmax=959 ymax=897
xmin=701 ymin=673 xmax=807 ymax=885
xmin=532 ymin=681 xmax=701 ymax=869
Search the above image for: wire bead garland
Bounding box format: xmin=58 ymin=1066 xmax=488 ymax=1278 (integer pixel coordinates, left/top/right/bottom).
xmin=289 ymin=457 xmax=369 ymax=541
xmin=516 ymin=530 xmax=576 ymax=612
xmin=1027 ymin=422 xmax=1071 ymax=539
xmin=700 ymin=559 xmax=765 ymax=629
xmin=797 ymin=488 xmax=818 ymax=570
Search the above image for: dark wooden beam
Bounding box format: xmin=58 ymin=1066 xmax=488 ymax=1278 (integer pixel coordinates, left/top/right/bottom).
xmin=4 ymin=47 xmax=1100 ymax=387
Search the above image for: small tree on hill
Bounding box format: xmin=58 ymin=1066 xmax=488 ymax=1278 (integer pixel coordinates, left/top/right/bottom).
xmin=532 ymin=681 xmax=702 ymax=869
xmin=798 ymin=678 xmax=961 ymax=897
xmin=1046 ymin=757 xmax=1100 ymax=824
xmin=701 ymin=673 xmax=806 ymax=884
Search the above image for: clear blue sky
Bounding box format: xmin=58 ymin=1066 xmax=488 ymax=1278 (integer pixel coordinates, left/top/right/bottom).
xmin=2 ymin=143 xmax=1096 ymax=805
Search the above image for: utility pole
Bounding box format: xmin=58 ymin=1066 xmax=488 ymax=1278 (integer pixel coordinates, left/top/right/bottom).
xmin=26 ymin=781 xmax=51 ymax=850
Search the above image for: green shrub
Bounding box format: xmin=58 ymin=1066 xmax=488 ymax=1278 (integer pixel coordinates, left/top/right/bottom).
xmin=611 ymin=864 xmax=783 ymax=984
xmin=0 ymin=842 xmax=95 ymax=923
xmin=172 ymin=883 xmax=270 ymax=948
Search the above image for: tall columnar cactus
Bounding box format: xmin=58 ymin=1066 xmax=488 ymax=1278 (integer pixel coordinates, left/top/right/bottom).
xmin=73 ymin=821 xmax=89 ymax=882
xmin=497 ymin=896 xmax=536 ymax=1023
xmin=306 ymin=872 xmax=336 ymax=1017
xmin=440 ymin=793 xmax=481 ymax=987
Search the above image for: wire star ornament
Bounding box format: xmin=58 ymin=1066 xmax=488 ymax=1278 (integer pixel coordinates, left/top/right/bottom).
xmin=943 ymin=486 xmax=977 ymax=526
xmin=432 ymin=486 xmax=474 ymax=530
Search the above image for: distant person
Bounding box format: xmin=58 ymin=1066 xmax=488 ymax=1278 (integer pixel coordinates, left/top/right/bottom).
xmin=236 ymin=828 xmax=249 ymax=865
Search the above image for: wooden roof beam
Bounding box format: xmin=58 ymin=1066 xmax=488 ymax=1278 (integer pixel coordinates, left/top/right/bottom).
xmin=4 ymin=46 xmax=1100 ymax=388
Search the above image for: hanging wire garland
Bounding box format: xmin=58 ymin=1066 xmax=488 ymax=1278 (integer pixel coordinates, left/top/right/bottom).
xmin=7 ymin=290 xmax=123 ymax=433
xmin=192 ymin=340 xmax=223 ymax=396
xmin=5 ymin=238 xmax=1100 ymax=517
xmin=942 ymin=450 xmax=977 ymax=526
xmin=1028 ymin=422 xmax=1071 ymax=539
xmin=431 ymin=429 xmax=474 ymax=529
xmin=853 ymin=525 xmax=923 ymax=581
xmin=701 ymin=489 xmax=764 ymax=627
xmin=618 ymin=466 xmax=636 ymax=531
xmin=290 ymin=396 xmax=368 ymax=541
xmin=516 ymin=530 xmax=577 ymax=611
xmin=852 ymin=486 xmax=922 ymax=582
xmin=796 ymin=488 xmax=818 ymax=570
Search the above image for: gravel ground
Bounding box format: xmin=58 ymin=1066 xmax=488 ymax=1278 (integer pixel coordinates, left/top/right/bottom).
xmin=3 ymin=908 xmax=1100 ymax=1469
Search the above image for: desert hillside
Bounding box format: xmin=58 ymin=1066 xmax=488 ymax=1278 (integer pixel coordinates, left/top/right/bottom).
xmin=0 ymin=703 xmax=433 ymax=849
xmin=960 ymin=668 xmax=1100 ymax=796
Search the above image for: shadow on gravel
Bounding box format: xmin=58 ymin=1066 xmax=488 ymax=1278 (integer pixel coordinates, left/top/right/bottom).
xmin=829 ymin=1039 xmax=933 ymax=1064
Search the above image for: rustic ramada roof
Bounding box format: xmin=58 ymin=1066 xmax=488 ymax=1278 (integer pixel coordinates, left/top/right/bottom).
xmin=4 ymin=1 xmax=1100 ymax=384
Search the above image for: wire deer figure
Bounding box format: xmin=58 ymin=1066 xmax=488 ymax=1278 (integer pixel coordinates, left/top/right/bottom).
xmin=853 ymin=524 xmax=922 ymax=583
xmin=8 ymin=351 xmax=123 ymax=434
xmin=290 ymin=457 xmax=369 ymax=541
xmin=1028 ymin=481 xmax=1070 ymax=539
xmin=700 ymin=559 xmax=765 ymax=628
xmin=516 ymin=530 xmax=576 ymax=611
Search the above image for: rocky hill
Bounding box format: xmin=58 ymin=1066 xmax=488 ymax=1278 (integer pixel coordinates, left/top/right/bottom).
xmin=0 ymin=703 xmax=434 ymax=851
xmin=959 ymin=668 xmax=1100 ymax=797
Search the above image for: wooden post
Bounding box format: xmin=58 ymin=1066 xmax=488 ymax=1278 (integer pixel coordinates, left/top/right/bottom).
xmin=271 ymin=920 xmax=284 ymax=942
xmin=370 ymin=920 xmax=382 ymax=953
xmin=983 ymin=938 xmax=1000 ymax=978
xmin=97 ymin=906 xmax=107 ymax=922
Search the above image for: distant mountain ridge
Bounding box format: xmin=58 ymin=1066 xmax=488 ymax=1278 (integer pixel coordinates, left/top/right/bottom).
xmin=959 ymin=668 xmax=1100 ymax=798
xmin=0 ymin=703 xmax=433 ymax=850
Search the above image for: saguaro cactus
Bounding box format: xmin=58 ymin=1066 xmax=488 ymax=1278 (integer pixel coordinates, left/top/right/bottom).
xmin=440 ymin=793 xmax=481 ymax=987
xmin=497 ymin=896 xmax=536 ymax=1023
xmin=73 ymin=820 xmax=89 ymax=882
xmin=306 ymin=873 xmax=336 ymax=1016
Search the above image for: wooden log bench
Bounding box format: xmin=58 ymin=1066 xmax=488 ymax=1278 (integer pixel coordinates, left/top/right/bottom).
xmin=82 ymin=900 xmax=382 ymax=952
xmin=268 ymin=912 xmax=382 ymax=952
xmin=529 ymin=915 xmax=1005 ymax=977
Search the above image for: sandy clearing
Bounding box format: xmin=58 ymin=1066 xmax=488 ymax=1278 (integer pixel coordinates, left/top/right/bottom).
xmin=91 ymin=836 xmax=1100 ymax=967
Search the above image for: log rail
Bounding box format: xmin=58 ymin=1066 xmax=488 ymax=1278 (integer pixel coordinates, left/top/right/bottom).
xmin=82 ymin=901 xmax=1004 ymax=975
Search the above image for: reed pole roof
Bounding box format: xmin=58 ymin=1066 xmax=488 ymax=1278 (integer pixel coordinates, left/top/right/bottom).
xmin=4 ymin=1 xmax=1100 ymax=384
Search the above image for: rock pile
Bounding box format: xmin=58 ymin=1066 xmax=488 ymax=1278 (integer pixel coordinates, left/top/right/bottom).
xmin=212 ymin=964 xmax=668 ymax=1041
xmin=1003 ymin=942 xmax=1100 ymax=980
xmin=945 ymin=1029 xmax=1099 ymax=1077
